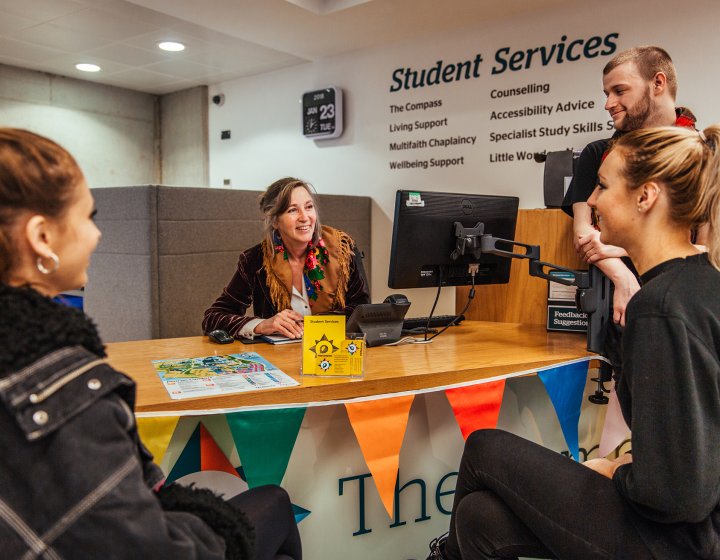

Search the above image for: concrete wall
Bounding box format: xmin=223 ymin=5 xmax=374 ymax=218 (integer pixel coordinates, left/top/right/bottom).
xmin=0 ymin=63 xmax=159 ymax=187
xmin=159 ymin=85 xmax=209 ymax=186
xmin=0 ymin=64 xmax=210 ymax=188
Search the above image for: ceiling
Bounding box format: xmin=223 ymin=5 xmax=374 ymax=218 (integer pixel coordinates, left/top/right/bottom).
xmin=0 ymin=0 xmax=573 ymax=95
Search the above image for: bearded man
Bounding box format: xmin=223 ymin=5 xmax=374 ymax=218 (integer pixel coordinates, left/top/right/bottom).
xmin=561 ymin=45 xmax=697 ymax=374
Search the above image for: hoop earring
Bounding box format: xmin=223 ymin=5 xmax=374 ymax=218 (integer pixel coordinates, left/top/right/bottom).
xmin=36 ymin=253 xmax=60 ymax=275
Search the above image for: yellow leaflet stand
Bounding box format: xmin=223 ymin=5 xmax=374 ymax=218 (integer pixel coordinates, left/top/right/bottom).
xmin=301 ymin=316 xmax=365 ymax=378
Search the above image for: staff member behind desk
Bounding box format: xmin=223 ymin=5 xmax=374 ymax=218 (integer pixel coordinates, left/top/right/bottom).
xmin=423 ymin=125 xmax=720 ymax=560
xmin=203 ymin=177 xmax=370 ymax=340
xmin=0 ymin=129 xmax=301 ymax=560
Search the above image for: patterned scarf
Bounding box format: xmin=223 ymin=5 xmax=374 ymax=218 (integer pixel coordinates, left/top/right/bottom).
xmin=262 ymin=225 xmax=353 ymax=313
xmin=274 ymin=234 xmax=329 ymax=301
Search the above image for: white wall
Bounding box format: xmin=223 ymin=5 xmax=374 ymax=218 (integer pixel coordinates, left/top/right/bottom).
xmin=0 ymin=64 xmax=159 ymax=187
xmin=208 ymin=0 xmax=720 ymax=313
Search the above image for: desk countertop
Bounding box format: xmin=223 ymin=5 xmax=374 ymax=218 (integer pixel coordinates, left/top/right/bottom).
xmin=105 ymin=321 xmax=593 ymax=413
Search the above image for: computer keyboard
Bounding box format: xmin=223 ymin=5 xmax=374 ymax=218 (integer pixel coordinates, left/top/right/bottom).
xmin=402 ymin=314 xmax=465 ymax=330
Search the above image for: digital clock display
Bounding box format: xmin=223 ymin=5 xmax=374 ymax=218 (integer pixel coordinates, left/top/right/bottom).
xmin=302 ymin=87 xmax=343 ymax=139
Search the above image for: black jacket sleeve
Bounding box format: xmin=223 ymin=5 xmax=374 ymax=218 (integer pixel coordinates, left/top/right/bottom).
xmin=614 ymin=313 xmax=720 ymax=523
xmin=202 ymin=245 xmax=270 ymax=338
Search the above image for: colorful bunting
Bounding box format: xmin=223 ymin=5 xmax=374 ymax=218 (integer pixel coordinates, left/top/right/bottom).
xmin=166 ymin=422 xmax=240 ymax=483
xmin=136 ymin=416 xmax=180 ymax=465
xmin=598 ymin=387 xmax=631 ymax=457
xmin=166 ymin=422 xmax=201 ymax=483
xmin=345 ymin=396 xmax=414 ymax=518
xmin=200 ymin=424 xmax=242 ymax=478
xmin=292 ymin=503 xmax=311 ymax=524
xmin=538 ymin=361 xmax=590 ymax=461
xmin=226 ymin=408 xmax=307 ymax=488
xmin=445 ymin=380 xmax=506 ymax=439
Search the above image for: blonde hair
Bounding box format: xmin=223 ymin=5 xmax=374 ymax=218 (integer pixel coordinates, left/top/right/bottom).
xmin=258 ymin=177 xmax=321 ymax=249
xmin=612 ymin=124 xmax=720 ymax=269
xmin=603 ymin=45 xmax=677 ymax=100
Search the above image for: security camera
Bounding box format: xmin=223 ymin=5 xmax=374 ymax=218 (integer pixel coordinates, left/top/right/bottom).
xmin=212 ymin=94 xmax=225 ymax=106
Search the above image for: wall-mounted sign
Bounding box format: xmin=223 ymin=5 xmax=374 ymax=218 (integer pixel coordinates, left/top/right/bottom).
xmin=302 ymin=87 xmax=343 ymax=139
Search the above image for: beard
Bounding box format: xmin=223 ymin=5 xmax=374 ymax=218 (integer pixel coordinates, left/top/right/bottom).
xmin=619 ymin=90 xmax=653 ymax=132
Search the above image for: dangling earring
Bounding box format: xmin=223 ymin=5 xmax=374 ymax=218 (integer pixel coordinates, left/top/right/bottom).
xmin=36 ymin=252 xmax=60 ymax=275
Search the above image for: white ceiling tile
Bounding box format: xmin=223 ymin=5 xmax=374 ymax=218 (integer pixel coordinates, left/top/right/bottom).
xmin=139 ymin=59 xmax=225 ymax=80
xmin=0 ymin=37 xmax=67 ymax=62
xmin=142 ymin=79 xmax=206 ymax=95
xmin=185 ymin=48 xmax=306 ymax=72
xmin=49 ymin=7 xmax=160 ymax=41
xmin=43 ymin=53 xmax=132 ymax=75
xmin=0 ymin=0 xmax=84 ymax=22
xmin=100 ymin=67 xmax=191 ymax=88
xmin=76 ymin=0 xmax=182 ymax=27
xmin=118 ymin=29 xmax=215 ymax=55
xmin=0 ymin=11 xmax=37 ymax=35
xmin=9 ymin=23 xmax=111 ymax=52
xmin=82 ymin=43 xmax=168 ymax=66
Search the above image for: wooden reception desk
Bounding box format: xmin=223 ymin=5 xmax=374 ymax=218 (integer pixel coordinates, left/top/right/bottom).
xmin=105 ymin=321 xmax=593 ymax=413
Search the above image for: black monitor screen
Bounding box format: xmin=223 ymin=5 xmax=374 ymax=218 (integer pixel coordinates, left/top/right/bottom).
xmin=388 ymin=190 xmax=519 ymax=289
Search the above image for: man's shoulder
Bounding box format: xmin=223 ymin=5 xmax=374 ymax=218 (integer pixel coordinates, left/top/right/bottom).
xmin=580 ymin=137 xmax=613 ymax=158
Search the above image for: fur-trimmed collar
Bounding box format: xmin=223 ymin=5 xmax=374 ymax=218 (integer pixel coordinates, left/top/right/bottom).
xmin=0 ymin=283 xmax=105 ymax=376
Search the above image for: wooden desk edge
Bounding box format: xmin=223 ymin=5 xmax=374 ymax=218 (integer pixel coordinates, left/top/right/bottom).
xmin=105 ymin=322 xmax=597 ymax=414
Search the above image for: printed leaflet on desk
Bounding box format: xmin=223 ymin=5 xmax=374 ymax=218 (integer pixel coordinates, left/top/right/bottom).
xmin=153 ymin=352 xmax=299 ymax=400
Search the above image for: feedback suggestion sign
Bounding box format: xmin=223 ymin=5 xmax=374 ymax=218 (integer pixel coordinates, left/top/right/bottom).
xmin=385 ymin=32 xmax=620 ymax=172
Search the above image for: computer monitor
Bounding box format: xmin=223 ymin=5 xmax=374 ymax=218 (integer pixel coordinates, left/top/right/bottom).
xmin=388 ymin=190 xmax=519 ymax=289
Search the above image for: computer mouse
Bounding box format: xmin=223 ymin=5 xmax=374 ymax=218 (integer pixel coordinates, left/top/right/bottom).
xmin=208 ymin=329 xmax=234 ymax=344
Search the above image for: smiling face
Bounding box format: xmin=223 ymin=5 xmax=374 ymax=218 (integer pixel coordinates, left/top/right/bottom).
xmin=43 ymin=180 xmax=102 ymax=294
xmin=587 ymin=149 xmax=638 ymax=248
xmin=275 ymin=186 xmax=317 ymax=248
xmin=603 ymin=61 xmax=654 ymax=132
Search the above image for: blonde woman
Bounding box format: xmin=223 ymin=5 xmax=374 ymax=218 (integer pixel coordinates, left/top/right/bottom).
xmin=424 ymin=125 xmax=720 ymax=560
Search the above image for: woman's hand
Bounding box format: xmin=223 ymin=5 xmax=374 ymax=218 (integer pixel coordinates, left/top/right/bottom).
xmin=577 ymin=230 xmax=628 ymax=263
xmin=612 ymin=453 xmax=633 ymax=466
xmin=254 ymin=309 xmax=304 ymax=339
xmin=582 ymin=458 xmax=620 ymax=479
xmin=611 ymin=270 xmax=641 ymax=326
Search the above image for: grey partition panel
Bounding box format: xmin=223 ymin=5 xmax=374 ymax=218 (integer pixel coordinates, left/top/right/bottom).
xmin=85 ymin=185 xmax=371 ymax=342
xmin=156 ymin=187 xmax=265 ymax=339
xmin=159 ymin=252 xmax=240 ymax=338
xmin=317 ymin=193 xmax=371 ymax=280
xmin=85 ymin=186 xmax=157 ymax=342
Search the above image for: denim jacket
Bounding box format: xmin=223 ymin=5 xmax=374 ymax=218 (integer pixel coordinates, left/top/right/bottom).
xmin=0 ymin=284 xmax=228 ymax=559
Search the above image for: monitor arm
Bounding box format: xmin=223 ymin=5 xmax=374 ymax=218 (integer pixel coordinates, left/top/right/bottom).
xmin=452 ymin=222 xmax=611 ymax=355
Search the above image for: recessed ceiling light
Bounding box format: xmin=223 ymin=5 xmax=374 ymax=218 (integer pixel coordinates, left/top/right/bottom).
xmin=75 ymin=63 xmax=101 ymax=72
xmin=158 ymin=41 xmax=185 ymax=52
